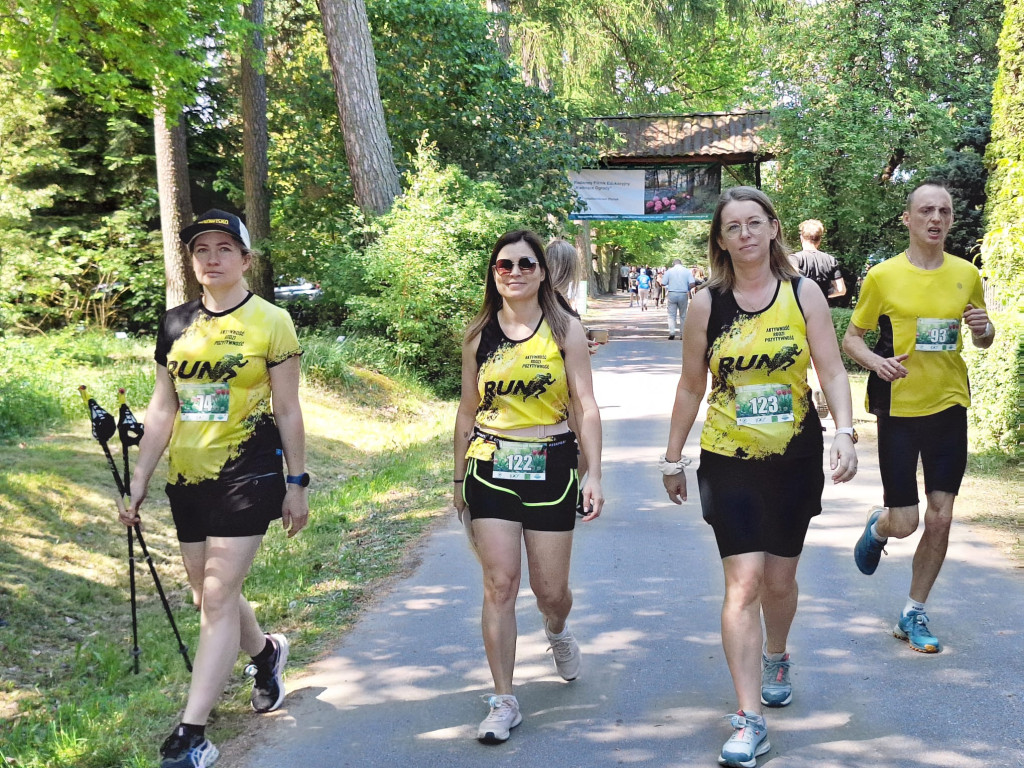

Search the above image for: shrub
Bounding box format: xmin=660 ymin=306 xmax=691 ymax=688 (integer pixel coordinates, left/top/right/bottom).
xmin=963 ymin=310 xmax=1023 ymax=456
xmin=342 ymin=146 xmax=515 ymax=396
xmin=830 ymin=307 xmax=879 ymax=372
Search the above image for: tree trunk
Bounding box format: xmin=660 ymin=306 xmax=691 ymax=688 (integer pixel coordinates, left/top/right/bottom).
xmin=486 ymin=0 xmax=512 ymax=59
xmin=242 ymin=0 xmax=274 ymax=300
xmin=317 ymin=0 xmax=401 ymax=216
xmin=154 ymin=104 xmax=198 ymax=309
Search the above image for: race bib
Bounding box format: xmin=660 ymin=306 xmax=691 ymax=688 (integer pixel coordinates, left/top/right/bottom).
xmin=493 ymin=441 xmax=547 ymax=481
xmin=735 ymin=383 xmax=794 ymax=425
xmin=178 ymin=382 xmax=230 ymax=422
xmin=915 ymin=317 xmax=960 ymax=351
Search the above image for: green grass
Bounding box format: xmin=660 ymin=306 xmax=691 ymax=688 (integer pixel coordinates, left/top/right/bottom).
xmin=0 ymin=334 xmax=1018 ymax=766
xmin=0 ymin=331 xmax=455 ymax=768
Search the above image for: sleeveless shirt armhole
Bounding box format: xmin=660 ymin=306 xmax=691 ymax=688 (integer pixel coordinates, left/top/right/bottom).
xmin=792 ymin=277 xmax=806 ymax=321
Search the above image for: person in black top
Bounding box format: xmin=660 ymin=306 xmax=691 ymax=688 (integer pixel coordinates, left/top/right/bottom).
xmin=791 ymin=220 xmax=846 ymax=300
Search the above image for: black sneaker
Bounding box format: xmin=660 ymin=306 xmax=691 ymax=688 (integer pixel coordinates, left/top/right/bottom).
xmin=246 ymin=633 xmax=289 ymax=713
xmin=159 ymin=726 xmax=219 ymax=768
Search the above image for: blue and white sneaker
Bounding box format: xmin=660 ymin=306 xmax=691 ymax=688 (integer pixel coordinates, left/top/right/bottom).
xmin=894 ymin=610 xmax=942 ymax=653
xmin=719 ymin=711 xmax=770 ymax=768
xmin=760 ymin=653 xmax=792 ymax=707
xmin=159 ymin=726 xmax=219 ymax=768
xmin=854 ymin=507 xmax=887 ymax=575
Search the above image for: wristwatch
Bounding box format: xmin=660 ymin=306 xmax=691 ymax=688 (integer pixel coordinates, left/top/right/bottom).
xmin=834 ymin=428 xmax=858 ymax=444
xmin=286 ymin=472 xmax=311 ymax=487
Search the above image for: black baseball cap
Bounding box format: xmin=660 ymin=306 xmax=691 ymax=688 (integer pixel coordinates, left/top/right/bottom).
xmin=179 ymin=209 xmax=251 ymax=250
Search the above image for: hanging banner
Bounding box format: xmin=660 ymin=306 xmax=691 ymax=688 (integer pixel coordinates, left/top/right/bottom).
xmin=570 ymin=167 xmax=720 ymax=220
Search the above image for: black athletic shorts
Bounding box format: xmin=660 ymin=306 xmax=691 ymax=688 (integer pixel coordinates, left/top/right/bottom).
xmin=696 ymin=449 xmax=823 ymax=559
xmin=166 ymin=471 xmax=286 ymax=543
xmin=876 ymin=405 xmax=968 ymax=508
xmin=463 ymin=431 xmax=579 ymax=532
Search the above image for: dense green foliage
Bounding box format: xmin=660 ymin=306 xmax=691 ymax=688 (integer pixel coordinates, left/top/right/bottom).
xmin=982 ymin=0 xmax=1024 ymax=307
xmin=830 ymin=308 xmax=879 ymax=372
xmin=758 ymin=0 xmax=1002 ymax=278
xmin=963 ymin=311 xmax=1023 ymax=456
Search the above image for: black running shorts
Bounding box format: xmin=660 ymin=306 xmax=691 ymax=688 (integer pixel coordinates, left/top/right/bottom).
xmin=696 ymin=449 xmax=823 ymax=559
xmin=876 ymin=405 xmax=968 ymax=508
xmin=166 ymin=472 xmax=286 ymax=543
xmin=463 ymin=432 xmax=579 ymax=532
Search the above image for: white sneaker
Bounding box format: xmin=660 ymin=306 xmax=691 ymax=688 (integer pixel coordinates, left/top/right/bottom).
xmin=477 ymin=694 xmax=522 ymax=743
xmin=545 ymin=623 xmax=581 ymax=681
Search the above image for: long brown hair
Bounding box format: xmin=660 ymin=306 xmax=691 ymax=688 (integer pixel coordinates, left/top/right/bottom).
xmin=705 ymin=186 xmax=797 ymax=292
xmin=464 ymin=230 xmax=575 ymax=347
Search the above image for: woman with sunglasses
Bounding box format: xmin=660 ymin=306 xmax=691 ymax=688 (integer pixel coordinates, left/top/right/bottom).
xmin=659 ymin=188 xmax=856 ymax=768
xmin=454 ymin=230 xmax=604 ymax=744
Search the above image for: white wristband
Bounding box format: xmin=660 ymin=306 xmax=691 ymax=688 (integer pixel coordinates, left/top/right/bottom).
xmin=659 ymin=454 xmax=692 ymax=475
xmin=835 ymin=427 xmax=858 ymax=444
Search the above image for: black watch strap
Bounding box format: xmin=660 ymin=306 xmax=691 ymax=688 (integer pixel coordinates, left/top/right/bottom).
xmin=286 ymin=472 xmax=311 ymax=487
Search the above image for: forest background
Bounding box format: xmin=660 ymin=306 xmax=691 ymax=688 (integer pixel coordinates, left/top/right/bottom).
xmin=0 ymin=0 xmax=1021 ymax=765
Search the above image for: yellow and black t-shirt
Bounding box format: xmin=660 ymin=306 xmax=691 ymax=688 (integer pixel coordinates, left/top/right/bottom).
xmin=155 ymin=293 xmax=302 ymax=486
xmin=702 ymin=279 xmax=820 ymax=460
xmin=852 ymin=252 xmax=985 ymax=418
xmin=474 ymin=314 xmax=570 ymax=432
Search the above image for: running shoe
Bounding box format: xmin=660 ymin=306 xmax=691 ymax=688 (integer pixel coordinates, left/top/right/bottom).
xmin=854 ymin=507 xmax=888 ymax=575
xmin=760 ymin=653 xmax=792 ymax=707
xmin=545 ymin=623 xmax=581 ymax=681
xmin=477 ymin=694 xmax=522 ymax=743
xmin=894 ymin=610 xmax=942 ymax=653
xmin=159 ymin=726 xmax=219 ymax=768
xmin=245 ymin=633 xmax=289 ymax=713
xmin=718 ymin=711 xmax=770 ymax=768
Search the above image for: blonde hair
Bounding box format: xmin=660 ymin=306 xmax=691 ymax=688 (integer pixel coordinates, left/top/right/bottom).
xmin=545 ymin=238 xmax=581 ymax=299
xmin=705 ymin=186 xmax=797 ymax=292
xmin=798 ymin=219 xmax=824 ymax=245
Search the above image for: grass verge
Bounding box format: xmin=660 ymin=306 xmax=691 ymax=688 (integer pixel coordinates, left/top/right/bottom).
xmin=0 ymin=365 xmax=455 ymax=768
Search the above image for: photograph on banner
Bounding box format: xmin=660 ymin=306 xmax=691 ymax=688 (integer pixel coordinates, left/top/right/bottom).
xmin=570 ymin=167 xmax=721 ymax=220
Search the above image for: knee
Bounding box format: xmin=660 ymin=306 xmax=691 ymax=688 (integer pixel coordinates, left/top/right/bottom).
xmin=923 ymin=506 xmax=953 ymax=534
xmin=482 ymin=571 xmax=520 ymax=607
xmin=885 ymin=509 xmax=920 ymax=539
xmin=198 ymin=579 xmax=238 ymax=619
xmin=763 ymin=573 xmax=797 ymax=603
xmin=724 ymin=574 xmax=763 ymax=609
xmin=535 ymin=585 xmax=572 ymax=615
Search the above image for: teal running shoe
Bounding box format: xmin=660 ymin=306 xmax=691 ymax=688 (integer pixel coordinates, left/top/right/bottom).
xmin=760 ymin=653 xmax=792 ymax=707
xmin=718 ymin=711 xmax=770 ymax=768
xmin=854 ymin=507 xmax=887 ymax=575
xmin=894 ymin=610 xmax=942 ymax=653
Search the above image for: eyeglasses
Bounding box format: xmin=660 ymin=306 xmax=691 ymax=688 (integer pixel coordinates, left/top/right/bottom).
xmin=722 ymin=218 xmax=770 ymax=240
xmin=493 ymin=257 xmax=539 ymax=275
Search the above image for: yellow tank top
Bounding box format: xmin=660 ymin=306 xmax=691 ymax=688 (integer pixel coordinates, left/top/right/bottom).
xmin=474 ymin=315 xmax=570 ymax=431
xmin=701 ymin=279 xmax=820 ymax=459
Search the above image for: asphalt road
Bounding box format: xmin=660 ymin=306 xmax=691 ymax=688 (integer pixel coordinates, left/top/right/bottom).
xmin=225 ymin=294 xmax=1023 ymax=768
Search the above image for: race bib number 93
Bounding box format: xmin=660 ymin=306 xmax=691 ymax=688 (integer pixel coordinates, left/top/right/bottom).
xmin=915 ymin=318 xmax=959 ymax=351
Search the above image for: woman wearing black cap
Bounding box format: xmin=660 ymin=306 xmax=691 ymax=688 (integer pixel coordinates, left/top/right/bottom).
xmin=123 ymin=209 xmax=308 ymax=768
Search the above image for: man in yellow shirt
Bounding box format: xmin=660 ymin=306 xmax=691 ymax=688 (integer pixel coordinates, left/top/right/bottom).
xmin=843 ymin=181 xmax=995 ymax=653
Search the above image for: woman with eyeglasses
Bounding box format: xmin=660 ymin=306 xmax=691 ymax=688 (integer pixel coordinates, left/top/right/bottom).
xmin=659 ymin=187 xmax=856 ymax=768
xmin=453 ymin=230 xmax=604 ymax=744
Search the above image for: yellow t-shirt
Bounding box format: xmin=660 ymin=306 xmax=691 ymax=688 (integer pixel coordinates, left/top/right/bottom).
xmin=474 ymin=315 xmax=570 ymax=432
xmin=851 ymin=252 xmax=985 ymax=418
xmin=701 ymin=279 xmax=820 ymax=460
xmin=155 ymin=293 xmax=302 ymax=484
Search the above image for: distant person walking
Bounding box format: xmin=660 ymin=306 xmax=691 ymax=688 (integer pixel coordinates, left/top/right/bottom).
xmin=791 ymin=220 xmax=846 ymax=300
xmin=791 ymin=220 xmax=845 ymax=418
xmin=124 ymin=210 xmax=308 ymax=768
xmin=454 ymin=230 xmax=604 ymax=745
xmin=660 ymin=186 xmax=857 ymax=768
xmin=843 ymin=181 xmax=995 ymax=654
xmin=661 ymin=259 xmax=695 ymax=340
xmin=619 ymin=263 xmax=630 ymax=292
xmin=637 ymin=268 xmax=652 ymax=310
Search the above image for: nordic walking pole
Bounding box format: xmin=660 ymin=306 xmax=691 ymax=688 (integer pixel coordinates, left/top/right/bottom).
xmin=116 ymin=389 xmax=144 ymax=674
xmin=80 ymin=386 xmax=140 ymax=672
xmin=116 ymin=389 xmax=193 ymax=673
